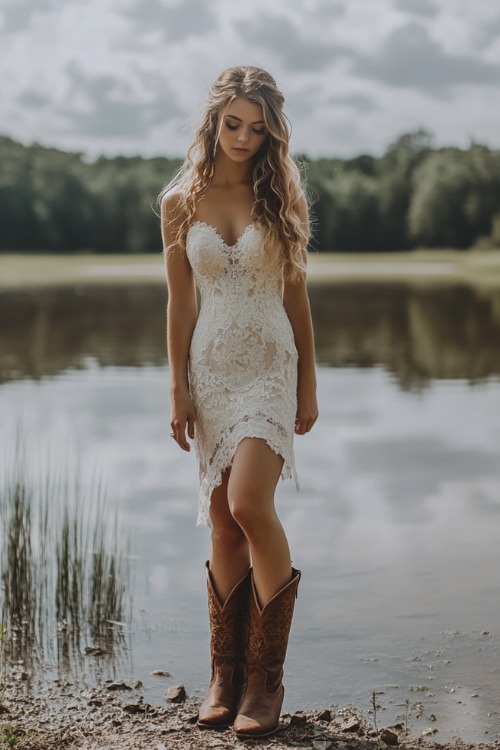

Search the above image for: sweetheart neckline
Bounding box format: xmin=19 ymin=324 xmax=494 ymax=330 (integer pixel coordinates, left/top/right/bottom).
xmin=189 ymin=220 xmax=255 ymax=249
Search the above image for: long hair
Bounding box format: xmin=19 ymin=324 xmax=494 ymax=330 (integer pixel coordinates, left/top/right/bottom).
xmin=159 ymin=66 xmax=309 ymax=280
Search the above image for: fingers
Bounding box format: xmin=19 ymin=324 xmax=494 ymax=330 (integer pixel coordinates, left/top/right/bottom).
xmin=295 ymin=415 xmax=318 ymax=435
xmin=170 ymin=428 xmax=190 ymax=451
xmin=170 ymin=417 xmax=194 ymax=452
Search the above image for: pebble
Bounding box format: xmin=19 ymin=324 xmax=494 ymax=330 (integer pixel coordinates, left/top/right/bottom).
xmin=166 ymin=684 xmax=186 ymax=703
xmin=123 ymin=702 xmax=147 ymax=715
xmin=380 ymin=728 xmax=399 ymax=746
xmin=341 ymin=717 xmax=361 ymax=732
xmin=290 ymin=710 xmax=308 ymax=726
xmin=317 ymin=708 xmax=333 ymax=722
xmin=105 ymin=680 xmax=132 ymax=691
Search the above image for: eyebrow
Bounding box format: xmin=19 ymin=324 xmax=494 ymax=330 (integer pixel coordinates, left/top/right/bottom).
xmin=225 ymin=114 xmax=266 ymax=125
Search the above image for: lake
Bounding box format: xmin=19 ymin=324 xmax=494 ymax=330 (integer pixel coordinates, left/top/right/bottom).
xmin=1 ymin=275 xmax=500 ymax=743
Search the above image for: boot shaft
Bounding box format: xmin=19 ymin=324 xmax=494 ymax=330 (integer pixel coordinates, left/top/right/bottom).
xmin=206 ymin=562 xmax=250 ymax=661
xmin=247 ymin=568 xmax=301 ymax=680
xmin=232 ymin=567 xmax=301 ymax=737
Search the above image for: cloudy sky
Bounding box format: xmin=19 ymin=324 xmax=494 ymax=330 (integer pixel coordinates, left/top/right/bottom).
xmin=1 ymin=0 xmax=499 ymax=159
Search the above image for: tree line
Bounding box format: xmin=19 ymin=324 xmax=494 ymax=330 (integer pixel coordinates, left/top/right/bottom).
xmin=1 ymin=131 xmax=499 ymax=253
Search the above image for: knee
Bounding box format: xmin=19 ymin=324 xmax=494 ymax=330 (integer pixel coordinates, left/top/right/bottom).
xmin=210 ymin=508 xmax=247 ymax=550
xmin=229 ymin=490 xmax=269 ymax=535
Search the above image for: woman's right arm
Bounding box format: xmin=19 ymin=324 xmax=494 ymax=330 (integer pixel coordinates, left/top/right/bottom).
xmin=161 ymin=192 xmax=198 ymax=452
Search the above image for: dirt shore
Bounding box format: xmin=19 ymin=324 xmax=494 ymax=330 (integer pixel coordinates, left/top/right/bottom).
xmin=1 ymin=678 xmax=498 ymax=750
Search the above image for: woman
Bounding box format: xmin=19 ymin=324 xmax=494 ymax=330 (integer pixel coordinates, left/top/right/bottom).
xmin=160 ymin=66 xmax=318 ymax=738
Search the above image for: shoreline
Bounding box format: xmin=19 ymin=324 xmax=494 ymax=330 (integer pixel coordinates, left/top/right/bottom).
xmin=1 ymin=677 xmax=497 ymax=750
xmin=1 ymin=249 xmax=500 ymax=289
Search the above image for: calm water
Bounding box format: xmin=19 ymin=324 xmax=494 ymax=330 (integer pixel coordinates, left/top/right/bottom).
xmin=1 ymin=280 xmax=500 ymax=742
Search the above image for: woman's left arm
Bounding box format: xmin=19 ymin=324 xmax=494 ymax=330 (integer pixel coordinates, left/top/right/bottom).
xmin=283 ymin=269 xmax=319 ymax=435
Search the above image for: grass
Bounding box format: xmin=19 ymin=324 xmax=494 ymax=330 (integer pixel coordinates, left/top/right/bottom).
xmin=2 ymin=248 xmax=500 ymax=288
xmin=0 ymin=726 xmax=18 ymax=749
xmin=0 ymin=445 xmax=133 ymax=682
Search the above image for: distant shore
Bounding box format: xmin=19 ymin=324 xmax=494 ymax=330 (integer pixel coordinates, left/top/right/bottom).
xmin=2 ymin=249 xmax=500 ymax=289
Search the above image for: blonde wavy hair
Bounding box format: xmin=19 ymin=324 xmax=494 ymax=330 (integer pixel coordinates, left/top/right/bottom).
xmin=159 ymin=66 xmax=309 ymax=281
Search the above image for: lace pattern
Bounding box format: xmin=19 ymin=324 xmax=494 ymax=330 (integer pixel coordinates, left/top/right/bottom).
xmin=186 ymin=221 xmax=299 ymax=526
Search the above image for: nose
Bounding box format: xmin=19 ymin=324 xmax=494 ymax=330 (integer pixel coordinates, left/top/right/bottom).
xmin=237 ymin=128 xmax=250 ymax=143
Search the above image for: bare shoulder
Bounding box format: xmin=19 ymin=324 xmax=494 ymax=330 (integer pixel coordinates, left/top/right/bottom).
xmin=161 ymin=189 xmax=185 ymax=225
xmin=161 ymin=189 xmax=187 ymax=252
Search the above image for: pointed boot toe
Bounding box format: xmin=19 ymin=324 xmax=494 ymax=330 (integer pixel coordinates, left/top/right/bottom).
xmin=232 ymin=668 xmax=284 ymax=737
xmin=233 ymin=569 xmax=300 ymax=738
xmin=198 ymin=563 xmax=250 ymax=729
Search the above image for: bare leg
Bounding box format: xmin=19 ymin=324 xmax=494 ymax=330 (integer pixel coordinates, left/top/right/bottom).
xmin=209 ymin=468 xmax=250 ymax=602
xmin=227 ymin=438 xmax=292 ymax=607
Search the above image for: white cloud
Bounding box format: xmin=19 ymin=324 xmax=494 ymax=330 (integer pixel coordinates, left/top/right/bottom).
xmin=351 ymin=21 xmax=500 ymax=97
xmin=0 ymin=0 xmax=499 ymax=159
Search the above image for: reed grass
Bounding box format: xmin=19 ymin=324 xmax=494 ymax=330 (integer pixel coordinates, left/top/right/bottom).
xmin=0 ymin=447 xmax=133 ymax=679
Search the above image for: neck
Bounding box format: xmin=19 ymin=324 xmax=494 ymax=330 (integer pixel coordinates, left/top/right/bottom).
xmin=211 ymin=151 xmax=254 ymax=187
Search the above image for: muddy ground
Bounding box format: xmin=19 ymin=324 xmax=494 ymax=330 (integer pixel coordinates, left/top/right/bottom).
xmin=1 ymin=677 xmax=499 ymax=750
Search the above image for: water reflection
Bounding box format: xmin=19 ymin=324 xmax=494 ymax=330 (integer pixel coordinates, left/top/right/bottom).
xmin=309 ymin=282 xmax=500 ymax=387
xmin=0 ymin=285 xmax=167 ymax=382
xmin=1 ymin=367 xmax=499 ymax=742
xmin=1 ymin=282 xmax=500 ymax=387
xmin=1 ymin=279 xmax=500 ymax=741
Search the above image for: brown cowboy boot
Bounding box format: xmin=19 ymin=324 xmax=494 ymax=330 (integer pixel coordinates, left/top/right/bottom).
xmin=233 ymin=567 xmax=301 ymax=737
xmin=197 ymin=562 xmax=250 ymax=728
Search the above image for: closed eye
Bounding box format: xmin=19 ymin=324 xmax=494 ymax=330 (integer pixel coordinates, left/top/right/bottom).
xmin=224 ymin=121 xmax=267 ymax=136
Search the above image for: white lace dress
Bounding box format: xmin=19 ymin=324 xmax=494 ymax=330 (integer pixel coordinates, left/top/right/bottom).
xmin=186 ymin=221 xmax=299 ymax=526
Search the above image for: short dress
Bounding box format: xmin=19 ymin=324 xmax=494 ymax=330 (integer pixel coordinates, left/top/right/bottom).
xmin=186 ymin=221 xmax=299 ymax=526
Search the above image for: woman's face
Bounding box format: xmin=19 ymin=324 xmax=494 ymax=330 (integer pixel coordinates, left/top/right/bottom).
xmin=216 ymin=97 xmax=268 ymax=163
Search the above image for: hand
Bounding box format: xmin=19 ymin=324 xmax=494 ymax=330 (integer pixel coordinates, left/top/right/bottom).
xmin=294 ymin=385 xmax=318 ymax=435
xmin=170 ymin=392 xmax=196 ymax=451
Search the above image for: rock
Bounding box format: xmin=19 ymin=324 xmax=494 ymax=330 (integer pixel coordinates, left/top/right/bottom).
xmin=123 ymin=702 xmax=147 ymax=714
xmin=317 ymin=709 xmax=332 ymax=722
xmin=105 ymin=680 xmax=132 ymax=691
xmin=341 ymin=717 xmax=360 ymax=732
xmin=380 ymin=728 xmax=399 ymax=746
xmin=166 ymin=684 xmax=186 ymax=703
xmin=0 ymin=703 xmax=10 ymax=714
xmin=313 ymin=740 xmax=333 ymax=750
xmin=84 ymin=646 xmax=106 ymax=656
xmin=152 ymin=670 xmax=172 ymax=677
xmin=290 ymin=711 xmax=308 ymax=727
xmin=133 ymin=680 xmax=143 ymax=689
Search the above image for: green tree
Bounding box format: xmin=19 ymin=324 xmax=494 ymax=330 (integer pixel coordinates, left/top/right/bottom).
xmin=409 ymin=146 xmax=500 ymax=248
